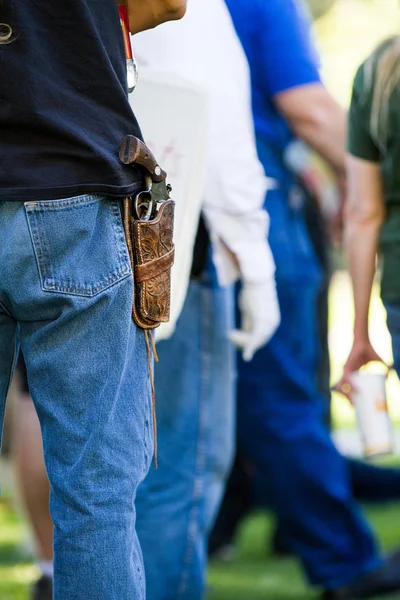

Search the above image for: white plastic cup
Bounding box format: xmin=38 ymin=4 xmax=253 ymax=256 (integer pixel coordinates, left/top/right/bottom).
xmin=350 ymin=371 xmax=393 ymax=459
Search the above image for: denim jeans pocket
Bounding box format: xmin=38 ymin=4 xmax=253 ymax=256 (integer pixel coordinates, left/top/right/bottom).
xmin=25 ymin=195 xmax=131 ymax=297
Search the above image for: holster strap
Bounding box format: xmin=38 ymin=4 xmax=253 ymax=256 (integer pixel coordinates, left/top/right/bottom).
xmin=134 ymin=248 xmax=175 ymax=283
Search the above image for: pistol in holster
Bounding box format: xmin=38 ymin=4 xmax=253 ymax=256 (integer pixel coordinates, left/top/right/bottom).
xmin=119 ymin=135 xmax=175 ymax=331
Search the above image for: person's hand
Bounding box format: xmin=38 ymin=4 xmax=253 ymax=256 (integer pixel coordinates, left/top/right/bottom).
xmin=334 ymin=338 xmax=388 ymax=401
xmin=230 ymin=278 xmax=280 ymax=362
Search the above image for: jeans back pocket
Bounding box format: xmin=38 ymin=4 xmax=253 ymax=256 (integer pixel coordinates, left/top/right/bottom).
xmin=25 ymin=195 xmax=131 ymax=297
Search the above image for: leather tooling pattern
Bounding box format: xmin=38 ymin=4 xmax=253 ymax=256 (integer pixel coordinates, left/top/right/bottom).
xmin=132 ymin=201 xmax=175 ymax=328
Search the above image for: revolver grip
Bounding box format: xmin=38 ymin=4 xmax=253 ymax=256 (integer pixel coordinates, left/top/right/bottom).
xmin=119 ymin=135 xmax=167 ymax=183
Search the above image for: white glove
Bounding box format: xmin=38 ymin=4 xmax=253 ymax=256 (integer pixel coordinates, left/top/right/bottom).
xmin=229 ymin=278 xmax=280 ymax=362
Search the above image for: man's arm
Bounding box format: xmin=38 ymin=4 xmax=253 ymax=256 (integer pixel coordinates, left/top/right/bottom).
xmin=125 ymin=0 xmax=187 ymax=34
xmin=240 ymin=0 xmax=346 ymax=174
xmin=274 ymin=83 xmax=346 ymax=174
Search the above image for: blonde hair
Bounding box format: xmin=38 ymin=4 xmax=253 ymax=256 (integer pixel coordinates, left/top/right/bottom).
xmin=0 ymin=22 xmax=12 ymax=44
xmin=364 ymin=36 xmax=400 ymax=152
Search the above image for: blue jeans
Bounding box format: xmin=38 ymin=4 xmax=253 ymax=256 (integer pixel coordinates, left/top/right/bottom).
xmin=0 ymin=197 xmax=152 ymax=599
xmin=237 ymin=186 xmax=381 ymax=589
xmin=136 ymin=263 xmax=235 ymax=600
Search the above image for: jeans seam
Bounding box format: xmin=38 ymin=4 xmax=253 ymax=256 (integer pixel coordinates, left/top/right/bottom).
xmin=113 ymin=201 xmax=131 ymax=270
xmin=25 ymin=194 xmax=102 ymax=211
xmin=177 ymin=282 xmax=211 ymax=598
xmin=0 ymin=301 xmax=13 ymax=318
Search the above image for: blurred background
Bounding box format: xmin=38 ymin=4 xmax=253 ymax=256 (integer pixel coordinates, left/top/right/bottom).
xmin=1 ymin=1 xmax=400 ymax=599
xmin=311 ymin=0 xmax=400 ymax=439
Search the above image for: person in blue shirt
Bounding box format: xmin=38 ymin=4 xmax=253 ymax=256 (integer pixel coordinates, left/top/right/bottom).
xmin=225 ymin=0 xmax=400 ymax=597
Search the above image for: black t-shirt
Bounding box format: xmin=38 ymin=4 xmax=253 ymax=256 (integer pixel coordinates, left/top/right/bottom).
xmin=0 ymin=1 xmax=143 ymax=200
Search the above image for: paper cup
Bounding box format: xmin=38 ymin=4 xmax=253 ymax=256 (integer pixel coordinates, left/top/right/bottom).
xmin=350 ymin=372 xmax=393 ymax=458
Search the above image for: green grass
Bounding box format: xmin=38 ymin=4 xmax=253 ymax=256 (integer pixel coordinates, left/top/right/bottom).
xmin=2 ymin=496 xmax=400 ymax=599
xmin=208 ymin=513 xmax=317 ymax=600
xmin=208 ymin=502 xmax=400 ymax=600
xmin=0 ymin=500 xmax=38 ymax=600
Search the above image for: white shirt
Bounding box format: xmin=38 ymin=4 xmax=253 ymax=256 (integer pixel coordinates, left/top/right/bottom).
xmin=133 ymin=0 xmax=275 ymax=285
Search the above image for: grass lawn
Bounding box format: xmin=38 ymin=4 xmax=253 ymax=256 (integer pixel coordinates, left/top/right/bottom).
xmin=208 ymin=500 xmax=400 ymax=600
xmin=2 ymin=495 xmax=400 ymax=600
xmin=0 ymin=500 xmax=38 ymax=600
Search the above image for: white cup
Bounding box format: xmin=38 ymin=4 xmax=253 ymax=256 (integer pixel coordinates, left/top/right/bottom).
xmin=350 ymin=371 xmax=393 ymax=459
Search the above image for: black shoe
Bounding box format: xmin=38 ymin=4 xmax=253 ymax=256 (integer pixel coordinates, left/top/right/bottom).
xmin=31 ymin=575 xmax=53 ymax=600
xmin=322 ymin=549 xmax=400 ymax=599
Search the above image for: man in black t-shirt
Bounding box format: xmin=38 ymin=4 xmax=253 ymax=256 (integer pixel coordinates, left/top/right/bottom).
xmin=0 ymin=2 xmax=186 ymax=599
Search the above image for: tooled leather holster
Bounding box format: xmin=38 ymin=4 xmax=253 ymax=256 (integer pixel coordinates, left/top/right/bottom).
xmin=120 ymin=135 xmax=175 ymax=330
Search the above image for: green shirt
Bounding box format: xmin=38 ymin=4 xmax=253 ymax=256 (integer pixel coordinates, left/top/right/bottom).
xmin=347 ymin=38 xmax=400 ymax=303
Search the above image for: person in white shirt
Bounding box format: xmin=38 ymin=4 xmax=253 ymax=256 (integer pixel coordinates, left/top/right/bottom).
xmin=133 ymin=1 xmax=279 ymax=597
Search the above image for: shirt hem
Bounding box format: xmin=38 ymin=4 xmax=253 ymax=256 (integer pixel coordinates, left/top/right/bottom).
xmin=0 ymin=180 xmax=145 ymax=202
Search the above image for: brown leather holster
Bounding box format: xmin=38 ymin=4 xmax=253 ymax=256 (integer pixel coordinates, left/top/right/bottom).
xmin=123 ymin=197 xmax=174 ymax=329
xmin=120 ymin=135 xmax=175 ymax=330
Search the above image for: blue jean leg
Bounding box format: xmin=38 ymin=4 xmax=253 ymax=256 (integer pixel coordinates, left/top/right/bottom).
xmin=0 ymin=198 xmax=152 ymax=600
xmin=203 ymin=282 xmax=236 ymax=534
xmin=237 ymin=187 xmax=380 ymax=589
xmin=136 ymin=268 xmax=235 ymax=600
